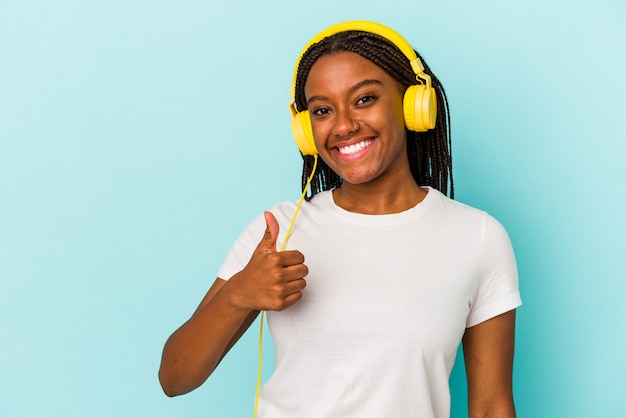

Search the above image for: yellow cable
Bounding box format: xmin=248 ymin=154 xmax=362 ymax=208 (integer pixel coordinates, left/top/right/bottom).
xmin=253 ymin=310 xmax=265 ymax=418
xmin=253 ymin=155 xmax=318 ymax=417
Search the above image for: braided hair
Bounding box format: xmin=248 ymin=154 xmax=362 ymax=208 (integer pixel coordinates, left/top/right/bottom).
xmin=294 ymin=30 xmax=454 ymax=200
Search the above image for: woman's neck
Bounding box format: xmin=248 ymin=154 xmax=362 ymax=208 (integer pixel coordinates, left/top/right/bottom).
xmin=332 ymin=179 xmax=427 ymax=215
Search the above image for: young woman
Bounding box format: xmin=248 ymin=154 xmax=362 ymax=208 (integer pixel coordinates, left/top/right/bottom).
xmin=159 ymin=21 xmax=521 ymax=418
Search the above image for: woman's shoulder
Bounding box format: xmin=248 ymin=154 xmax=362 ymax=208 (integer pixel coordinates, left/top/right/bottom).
xmin=427 ymin=187 xmax=502 ymax=227
xmin=270 ymin=190 xmax=332 ymax=213
xmin=428 ymin=187 xmax=483 ymax=213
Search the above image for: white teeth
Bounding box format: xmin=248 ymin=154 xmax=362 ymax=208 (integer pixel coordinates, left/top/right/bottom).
xmin=338 ymin=139 xmax=373 ymax=155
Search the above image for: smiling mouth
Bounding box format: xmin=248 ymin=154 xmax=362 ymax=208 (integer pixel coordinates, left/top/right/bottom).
xmin=337 ymin=139 xmax=374 ymax=155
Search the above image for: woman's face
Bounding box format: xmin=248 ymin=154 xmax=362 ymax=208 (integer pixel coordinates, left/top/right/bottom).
xmin=304 ymin=51 xmax=410 ymax=188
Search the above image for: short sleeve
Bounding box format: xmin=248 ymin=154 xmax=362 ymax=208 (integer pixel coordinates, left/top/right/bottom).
xmin=216 ymin=213 xmax=266 ymax=281
xmin=466 ymin=215 xmax=522 ymax=327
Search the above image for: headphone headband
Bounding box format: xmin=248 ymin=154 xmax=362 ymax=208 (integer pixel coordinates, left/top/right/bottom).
xmin=290 ymin=20 xmax=430 ymax=113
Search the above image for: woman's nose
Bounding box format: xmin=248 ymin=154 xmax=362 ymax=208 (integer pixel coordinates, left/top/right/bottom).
xmin=332 ymin=109 xmax=360 ymax=137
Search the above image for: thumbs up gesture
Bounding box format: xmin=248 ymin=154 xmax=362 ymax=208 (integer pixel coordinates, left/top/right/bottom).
xmin=230 ymin=212 xmax=308 ymax=311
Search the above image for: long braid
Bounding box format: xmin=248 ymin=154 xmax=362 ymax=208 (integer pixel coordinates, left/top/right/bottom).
xmin=295 ymin=31 xmax=454 ymax=200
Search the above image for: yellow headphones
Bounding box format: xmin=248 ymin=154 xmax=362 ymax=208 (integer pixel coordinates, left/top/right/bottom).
xmin=289 ymin=20 xmax=438 ymax=156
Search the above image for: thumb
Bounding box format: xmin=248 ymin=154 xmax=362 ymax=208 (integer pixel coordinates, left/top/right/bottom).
xmin=259 ymin=211 xmax=279 ymax=252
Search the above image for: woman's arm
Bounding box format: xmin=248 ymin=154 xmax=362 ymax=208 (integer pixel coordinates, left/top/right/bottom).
xmin=462 ymin=309 xmax=517 ymax=418
xmin=158 ymin=212 xmax=308 ymax=396
xmin=158 ymin=277 xmax=258 ymax=397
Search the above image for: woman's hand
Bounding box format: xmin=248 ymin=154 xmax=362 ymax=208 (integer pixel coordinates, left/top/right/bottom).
xmin=229 ymin=211 xmax=308 ymax=312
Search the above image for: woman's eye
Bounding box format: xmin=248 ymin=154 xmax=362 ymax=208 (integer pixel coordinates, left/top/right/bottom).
xmin=312 ymin=107 xmax=330 ymax=116
xmin=356 ymin=95 xmax=376 ymax=105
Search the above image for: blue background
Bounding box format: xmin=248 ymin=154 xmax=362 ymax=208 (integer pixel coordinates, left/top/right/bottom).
xmin=1 ymin=0 xmax=625 ymax=417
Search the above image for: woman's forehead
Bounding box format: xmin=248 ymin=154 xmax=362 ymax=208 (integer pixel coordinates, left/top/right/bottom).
xmin=304 ymin=51 xmax=399 ymax=97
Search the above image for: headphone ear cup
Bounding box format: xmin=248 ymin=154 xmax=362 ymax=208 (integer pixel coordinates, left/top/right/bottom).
xmin=291 ymin=110 xmax=318 ymax=155
xmin=403 ymin=84 xmax=437 ymax=132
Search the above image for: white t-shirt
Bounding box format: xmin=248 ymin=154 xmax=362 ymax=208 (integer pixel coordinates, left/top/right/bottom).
xmin=218 ymin=187 xmax=521 ymax=418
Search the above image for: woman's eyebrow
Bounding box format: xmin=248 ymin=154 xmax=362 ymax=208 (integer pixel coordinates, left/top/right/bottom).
xmin=349 ymin=79 xmax=384 ymax=94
